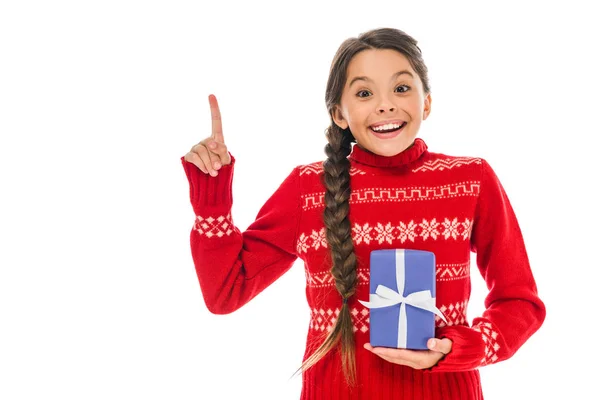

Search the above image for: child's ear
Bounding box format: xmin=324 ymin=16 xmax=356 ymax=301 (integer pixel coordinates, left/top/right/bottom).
xmin=332 ymin=106 xmax=349 ymax=130
xmin=422 ymin=93 xmax=432 ymax=120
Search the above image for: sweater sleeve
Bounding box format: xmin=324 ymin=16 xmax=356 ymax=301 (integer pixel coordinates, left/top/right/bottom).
xmin=429 ymin=158 xmax=546 ymax=372
xmin=180 ymin=154 xmax=302 ymax=315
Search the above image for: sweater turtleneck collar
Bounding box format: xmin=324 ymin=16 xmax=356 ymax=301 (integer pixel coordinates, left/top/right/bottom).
xmin=348 ymin=138 xmax=428 ymax=168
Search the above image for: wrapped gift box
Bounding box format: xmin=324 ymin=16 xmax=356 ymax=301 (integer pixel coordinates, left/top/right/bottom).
xmin=358 ymin=249 xmax=447 ymax=349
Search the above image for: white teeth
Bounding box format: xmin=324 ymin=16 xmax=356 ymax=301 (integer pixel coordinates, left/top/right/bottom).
xmin=372 ymin=123 xmax=402 ymax=131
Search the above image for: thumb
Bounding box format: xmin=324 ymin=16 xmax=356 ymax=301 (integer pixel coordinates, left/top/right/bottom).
xmin=428 ymin=338 xmax=452 ymax=355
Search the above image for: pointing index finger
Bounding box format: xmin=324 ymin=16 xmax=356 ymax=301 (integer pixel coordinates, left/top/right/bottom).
xmin=209 ymin=94 xmax=224 ymax=143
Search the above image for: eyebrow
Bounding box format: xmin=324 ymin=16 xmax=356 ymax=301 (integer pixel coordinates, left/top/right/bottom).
xmin=348 ymin=70 xmax=415 ymax=88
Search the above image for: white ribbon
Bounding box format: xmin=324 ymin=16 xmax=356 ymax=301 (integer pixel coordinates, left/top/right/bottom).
xmin=358 ymin=249 xmax=448 ymax=348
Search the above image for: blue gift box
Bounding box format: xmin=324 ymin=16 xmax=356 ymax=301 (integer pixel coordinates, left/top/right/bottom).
xmin=358 ymin=249 xmax=447 ymax=349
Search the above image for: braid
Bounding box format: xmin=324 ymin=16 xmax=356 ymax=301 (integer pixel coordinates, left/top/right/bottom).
xmin=291 ymin=124 xmax=359 ymax=387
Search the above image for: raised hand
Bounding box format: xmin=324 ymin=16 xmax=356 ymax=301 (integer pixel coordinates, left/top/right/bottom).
xmin=184 ymin=94 xmax=231 ymax=177
xmin=363 ymin=338 xmax=453 ymax=369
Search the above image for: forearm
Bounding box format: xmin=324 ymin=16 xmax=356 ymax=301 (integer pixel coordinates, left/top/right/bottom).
xmin=181 ymin=154 xmax=301 ymax=314
xmin=427 ymin=158 xmax=546 ymax=372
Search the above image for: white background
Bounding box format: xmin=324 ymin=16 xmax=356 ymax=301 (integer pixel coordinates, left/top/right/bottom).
xmin=1 ymin=0 xmax=598 ymax=399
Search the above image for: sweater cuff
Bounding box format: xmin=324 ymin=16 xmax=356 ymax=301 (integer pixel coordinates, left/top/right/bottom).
xmin=426 ymin=325 xmax=486 ymax=372
xmin=180 ymin=152 xmax=236 ymax=215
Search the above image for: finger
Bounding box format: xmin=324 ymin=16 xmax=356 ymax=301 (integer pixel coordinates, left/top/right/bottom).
xmin=427 ymin=338 xmax=452 ymax=355
xmin=209 ymin=94 xmax=225 ymax=144
xmin=184 ymin=151 xmax=208 ymax=174
xmin=205 ymin=147 xmax=221 ymax=172
xmin=192 ymin=144 xmax=218 ymax=176
xmin=203 ymin=140 xmax=231 ymax=167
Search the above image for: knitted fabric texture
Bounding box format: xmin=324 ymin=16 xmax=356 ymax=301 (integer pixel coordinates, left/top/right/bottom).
xmin=180 ymin=138 xmax=546 ymax=400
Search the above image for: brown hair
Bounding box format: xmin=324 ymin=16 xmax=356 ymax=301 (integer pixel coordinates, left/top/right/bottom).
xmin=292 ymin=27 xmax=432 ymax=387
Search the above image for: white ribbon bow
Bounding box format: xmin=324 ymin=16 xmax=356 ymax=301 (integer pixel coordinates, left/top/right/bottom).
xmin=358 ymin=249 xmax=448 ymax=348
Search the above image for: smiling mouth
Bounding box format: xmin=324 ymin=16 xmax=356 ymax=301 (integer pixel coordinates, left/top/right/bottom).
xmin=369 ymin=121 xmax=407 ymax=134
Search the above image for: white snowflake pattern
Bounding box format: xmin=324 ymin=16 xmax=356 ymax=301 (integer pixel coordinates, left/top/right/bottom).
xmin=296 ymin=217 xmax=472 ymax=254
xmin=374 ymin=222 xmax=395 ymax=244
xmin=352 ymin=223 xmax=373 ymax=245
xmin=310 ymin=228 xmax=328 ymax=250
xmin=443 ymin=217 xmax=460 ymax=240
xmin=296 ymin=233 xmax=309 ymax=254
xmin=461 ymin=218 xmax=473 ymax=240
xmin=419 ymin=218 xmax=440 ymax=240
xmin=398 ymin=220 xmax=417 ymax=243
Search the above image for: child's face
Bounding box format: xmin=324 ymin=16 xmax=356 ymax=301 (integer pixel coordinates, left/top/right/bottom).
xmin=333 ymin=49 xmax=431 ymax=157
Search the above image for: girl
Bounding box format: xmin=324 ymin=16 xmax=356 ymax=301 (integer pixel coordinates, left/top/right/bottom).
xmin=181 ymin=27 xmax=545 ymax=400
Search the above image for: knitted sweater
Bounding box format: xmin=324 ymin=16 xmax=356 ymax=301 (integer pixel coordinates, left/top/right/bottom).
xmin=180 ymin=138 xmax=546 ymax=400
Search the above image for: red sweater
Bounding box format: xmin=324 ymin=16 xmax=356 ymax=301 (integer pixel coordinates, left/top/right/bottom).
xmin=180 ymin=138 xmax=545 ymax=400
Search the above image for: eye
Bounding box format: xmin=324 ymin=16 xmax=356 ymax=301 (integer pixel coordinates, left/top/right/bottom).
xmin=355 ymin=84 xmax=411 ymax=98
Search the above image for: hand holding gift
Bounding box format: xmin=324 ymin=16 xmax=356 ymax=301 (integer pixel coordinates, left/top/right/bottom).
xmin=364 ymin=337 xmax=453 ymax=369
xmin=359 ymin=249 xmax=451 ymax=369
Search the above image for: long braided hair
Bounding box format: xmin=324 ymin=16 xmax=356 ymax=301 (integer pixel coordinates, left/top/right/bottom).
xmin=293 ymin=28 xmax=431 ymax=386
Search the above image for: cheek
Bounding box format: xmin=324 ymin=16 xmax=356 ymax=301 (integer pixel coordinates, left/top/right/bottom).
xmin=407 ymin=101 xmax=425 ymax=116
xmin=347 ymin=105 xmax=370 ymax=125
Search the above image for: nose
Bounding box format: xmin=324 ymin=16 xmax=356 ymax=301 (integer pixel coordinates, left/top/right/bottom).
xmin=376 ymin=97 xmax=395 ymax=113
xmin=378 ymin=105 xmax=395 ymax=113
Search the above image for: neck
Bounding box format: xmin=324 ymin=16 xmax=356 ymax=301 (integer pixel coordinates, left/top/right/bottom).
xmin=348 ymin=138 xmax=428 ymax=168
